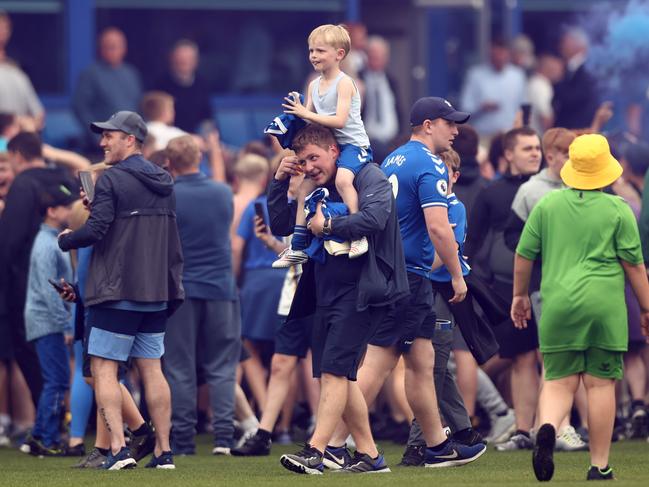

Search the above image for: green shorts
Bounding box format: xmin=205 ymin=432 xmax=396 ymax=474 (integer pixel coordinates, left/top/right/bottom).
xmin=543 ymin=348 xmax=624 ymax=380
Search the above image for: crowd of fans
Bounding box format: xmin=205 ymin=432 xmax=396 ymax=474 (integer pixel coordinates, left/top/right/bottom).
xmin=0 ymin=9 xmax=648 ymax=477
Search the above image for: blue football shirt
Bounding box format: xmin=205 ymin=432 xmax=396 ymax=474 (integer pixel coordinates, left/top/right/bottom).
xmin=429 ymin=193 xmax=471 ymax=282
xmin=381 ymin=140 xmax=449 ymax=277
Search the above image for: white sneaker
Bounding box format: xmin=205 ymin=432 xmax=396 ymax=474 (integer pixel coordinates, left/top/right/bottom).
xmin=486 ymin=409 xmax=516 ymax=444
xmin=212 ymin=446 xmax=231 ymax=455
xmin=348 ymin=236 xmax=368 ymax=259
xmin=555 ymin=425 xmax=588 ymax=451
xmin=272 ymin=248 xmax=308 ymax=268
xmin=494 ymin=432 xmax=533 ymax=451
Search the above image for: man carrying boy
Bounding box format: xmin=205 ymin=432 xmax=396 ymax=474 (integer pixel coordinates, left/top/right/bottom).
xmin=24 ymin=184 xmax=77 ymax=455
xmin=512 ymin=134 xmax=649 ymax=481
xmin=58 ymin=111 xmax=184 ymax=470
xmin=268 ymin=123 xmax=409 ymax=474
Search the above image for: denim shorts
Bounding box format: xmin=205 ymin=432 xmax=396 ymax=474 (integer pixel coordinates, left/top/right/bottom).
xmin=86 ymin=306 xmax=167 ymax=362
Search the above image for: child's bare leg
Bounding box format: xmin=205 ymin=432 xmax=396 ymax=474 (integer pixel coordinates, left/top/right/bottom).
xmin=335 ymin=168 xmax=358 ymax=213
xmin=583 ymin=374 xmax=615 ymax=468
xmin=537 ymin=374 xmax=579 ymax=428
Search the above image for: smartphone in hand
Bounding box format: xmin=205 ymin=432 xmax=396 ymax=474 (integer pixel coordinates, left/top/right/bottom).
xmin=48 ymin=278 xmax=66 ymax=293
xmin=79 ymin=171 xmax=95 ymax=203
xmin=254 ymin=202 xmax=267 ymax=226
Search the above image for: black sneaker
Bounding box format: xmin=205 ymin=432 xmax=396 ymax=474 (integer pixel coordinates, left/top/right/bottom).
xmin=103 ymin=446 xmax=137 ymax=470
xmin=630 ymin=404 xmax=649 ymax=439
xmin=323 ymin=444 xmax=352 ymax=470
xmin=72 ymin=447 xmax=107 ymax=468
xmin=452 ymin=428 xmax=486 ymax=447
xmin=279 ymin=444 xmax=324 ymax=475
xmin=27 ymin=438 xmax=65 ymax=457
xmin=533 ymin=423 xmax=556 ymax=482
xmin=145 ymin=451 xmax=175 ymax=469
xmin=336 ymin=451 xmax=391 ymax=473
xmin=397 ymin=445 xmax=425 ymax=467
xmin=128 ymin=423 xmax=156 ymax=461
xmin=64 ymin=443 xmax=86 ymax=457
xmin=231 ymin=431 xmax=271 ymax=457
xmin=587 ymin=465 xmax=614 ymax=481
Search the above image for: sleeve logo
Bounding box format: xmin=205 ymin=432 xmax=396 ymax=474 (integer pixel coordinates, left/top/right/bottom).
xmin=436 ymin=179 xmax=448 ymax=196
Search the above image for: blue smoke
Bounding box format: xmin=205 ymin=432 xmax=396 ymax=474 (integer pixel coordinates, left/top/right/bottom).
xmin=586 ymin=0 xmax=649 ymax=92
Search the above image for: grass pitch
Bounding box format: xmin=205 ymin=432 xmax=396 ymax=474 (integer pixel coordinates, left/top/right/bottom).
xmin=2 ymin=435 xmax=648 ymax=487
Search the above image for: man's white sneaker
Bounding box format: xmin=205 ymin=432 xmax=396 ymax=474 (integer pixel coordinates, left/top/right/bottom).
xmin=486 ymin=409 xmax=516 ymax=444
xmin=555 ymin=425 xmax=588 ymax=451
xmin=212 ymin=446 xmax=231 ymax=455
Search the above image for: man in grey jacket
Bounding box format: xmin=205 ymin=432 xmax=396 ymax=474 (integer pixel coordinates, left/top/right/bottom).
xmin=270 ymin=124 xmax=408 ymax=474
xmin=59 ymin=111 xmax=184 ymax=470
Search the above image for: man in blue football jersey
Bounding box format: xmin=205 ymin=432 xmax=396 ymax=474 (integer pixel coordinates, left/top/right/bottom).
xmin=328 ymin=97 xmax=486 ymax=467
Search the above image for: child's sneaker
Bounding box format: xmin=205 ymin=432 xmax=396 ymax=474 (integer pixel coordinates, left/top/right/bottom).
xmin=145 ymin=451 xmax=175 ymax=469
xmin=272 ymin=248 xmax=308 ymax=268
xmin=532 ymin=423 xmax=556 ymax=481
xmin=103 ymin=446 xmax=136 ymax=470
xmin=336 ymin=451 xmax=391 ymax=473
xmin=586 ymin=465 xmax=614 ymax=480
xmin=349 ymin=237 xmax=368 ymax=259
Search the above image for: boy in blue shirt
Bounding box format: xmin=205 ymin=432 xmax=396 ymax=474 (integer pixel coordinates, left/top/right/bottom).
xmin=24 ymin=184 xmax=77 ymax=455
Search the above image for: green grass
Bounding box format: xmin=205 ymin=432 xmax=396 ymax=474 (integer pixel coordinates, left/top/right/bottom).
xmin=2 ymin=436 xmax=648 ymax=487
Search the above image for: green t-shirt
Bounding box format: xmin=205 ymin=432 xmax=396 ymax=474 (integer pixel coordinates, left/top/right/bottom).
xmin=516 ymin=189 xmax=643 ymax=353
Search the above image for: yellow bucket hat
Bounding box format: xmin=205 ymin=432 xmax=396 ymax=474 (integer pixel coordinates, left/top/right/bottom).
xmin=560 ymin=134 xmax=622 ymax=190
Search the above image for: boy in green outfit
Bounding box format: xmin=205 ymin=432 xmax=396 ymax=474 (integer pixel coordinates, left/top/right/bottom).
xmin=511 ymin=134 xmax=649 ymax=482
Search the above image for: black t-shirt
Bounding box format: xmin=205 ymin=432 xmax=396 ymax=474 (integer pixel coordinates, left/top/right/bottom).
xmin=312 ymin=185 xmax=366 ymax=306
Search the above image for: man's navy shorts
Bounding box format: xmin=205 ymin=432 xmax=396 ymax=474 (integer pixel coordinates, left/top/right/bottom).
xmin=274 ymin=316 xmax=314 ymax=359
xmin=370 ymin=272 xmax=436 ymax=353
xmin=311 ymin=295 xmax=386 ymax=381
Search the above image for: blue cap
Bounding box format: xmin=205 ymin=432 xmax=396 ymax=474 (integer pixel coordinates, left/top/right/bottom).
xmin=410 ymin=97 xmax=470 ymax=126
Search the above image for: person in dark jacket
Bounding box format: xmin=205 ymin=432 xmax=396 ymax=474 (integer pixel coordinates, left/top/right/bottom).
xmin=270 ymin=124 xmax=408 ymax=474
xmin=58 ymin=111 xmax=184 ymax=470
xmin=465 ymin=126 xmax=543 ymax=452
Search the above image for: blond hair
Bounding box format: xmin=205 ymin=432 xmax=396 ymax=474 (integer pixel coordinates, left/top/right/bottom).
xmin=308 ymin=24 xmax=351 ymax=58
xmin=167 ymin=135 xmax=200 ymax=172
xmin=234 ymin=153 xmax=269 ymax=181
xmin=140 ymin=91 xmax=174 ymax=121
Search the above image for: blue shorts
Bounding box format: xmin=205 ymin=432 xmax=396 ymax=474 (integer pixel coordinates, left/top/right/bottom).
xmin=337 ymin=144 xmax=373 ymax=176
xmin=87 ymin=306 xmax=167 ymax=362
xmin=274 ymin=316 xmax=314 ymax=359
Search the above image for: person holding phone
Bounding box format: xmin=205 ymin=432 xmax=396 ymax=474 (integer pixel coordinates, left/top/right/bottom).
xmin=23 ymin=184 xmax=77 ymax=456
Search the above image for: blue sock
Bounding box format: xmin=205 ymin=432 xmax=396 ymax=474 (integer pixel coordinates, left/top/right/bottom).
xmin=292 ymin=225 xmax=308 ymax=250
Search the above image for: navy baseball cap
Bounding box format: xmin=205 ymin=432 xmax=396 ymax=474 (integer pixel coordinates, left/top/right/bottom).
xmin=90 ymin=111 xmax=148 ymax=142
xmin=410 ymin=97 xmax=470 ymax=126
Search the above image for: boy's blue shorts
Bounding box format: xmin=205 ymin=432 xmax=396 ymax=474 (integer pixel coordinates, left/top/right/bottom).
xmin=337 ymin=144 xmax=373 ymax=175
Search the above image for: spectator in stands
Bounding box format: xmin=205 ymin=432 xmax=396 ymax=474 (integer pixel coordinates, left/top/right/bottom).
xmin=140 ymin=91 xmax=187 ymax=151
xmin=0 ymin=13 xmax=44 ymax=127
xmin=553 ymin=28 xmax=600 ymax=130
xmin=361 ymin=36 xmax=401 ymax=163
xmin=460 ymin=38 xmax=527 ymax=139
xmin=154 ymin=39 xmax=212 ymax=133
xmin=72 ymin=28 xmax=142 ymax=148
xmin=527 ymin=54 xmax=564 ymax=135
xmin=464 ymin=127 xmax=542 ymax=452
xmin=0 ymin=132 xmax=76 ymax=410
xmin=163 ymin=135 xmax=240 ymax=455
xmin=510 ymin=34 xmax=535 ymax=75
